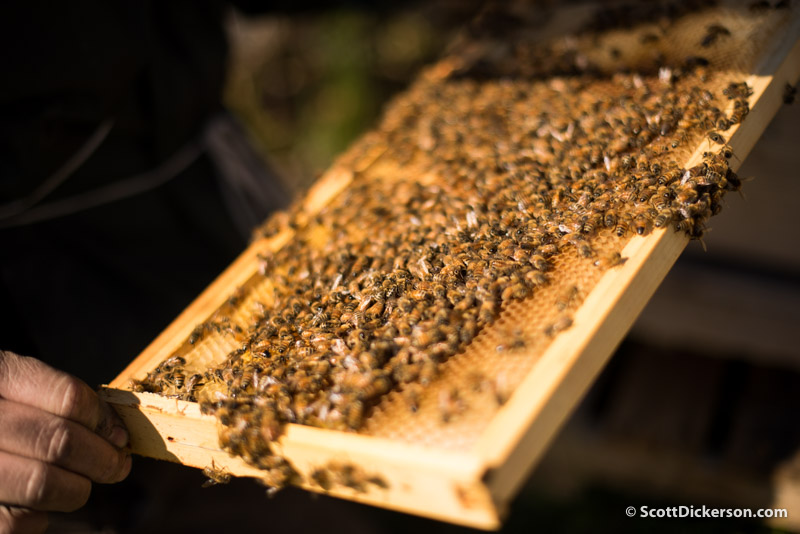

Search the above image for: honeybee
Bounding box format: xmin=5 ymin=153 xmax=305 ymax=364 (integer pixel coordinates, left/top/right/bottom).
xmin=188 ymin=323 xmax=209 ymax=345
xmin=729 ymin=99 xmax=750 ymax=124
xmin=438 ymin=388 xmax=465 ymax=423
xmin=360 ymin=375 xmax=392 ymax=400
xmin=309 ymin=467 xmax=332 ymax=491
xmin=544 ymin=315 xmax=573 ymax=337
xmin=653 ymin=209 xmax=674 ymax=229
xmin=170 ymin=371 xmax=185 ymax=390
xmin=529 ymin=254 xmax=549 ymax=271
xmin=478 ymin=298 xmax=497 ymax=324
xmin=637 ymin=187 xmax=655 ymax=203
xmin=202 ymin=460 xmax=232 ymax=487
xmin=491 ymin=372 xmax=513 ymax=406
xmin=581 ymin=213 xmax=602 ymax=235
xmin=324 ymin=462 xmax=387 ymax=493
xmin=184 ymin=373 xmax=204 ymax=400
xmin=539 ymin=243 xmax=558 ymax=257
xmin=725 ymin=169 xmax=744 ymax=193
xmin=403 ymin=385 xmax=422 ymax=413
xmin=675 ymin=186 xmax=698 ymax=205
xmin=700 ymin=24 xmax=731 ymax=47
xmin=633 ymin=213 xmax=653 ymax=235
xmin=614 ymin=214 xmax=630 ymax=237
xmin=344 ymin=400 xmax=364 ymax=430
xmin=555 ymin=285 xmax=579 ymax=311
xmin=594 ymin=251 xmax=628 ymax=269
xmin=500 ymin=283 xmax=527 ymax=301
xmin=604 ymin=209 xmax=618 ymax=228
xmin=699 ymin=169 xmax=725 ymax=187
xmin=495 ymin=326 xmax=527 ymax=352
xmin=723 ymin=82 xmax=752 ymax=100
xmin=715 ymin=117 xmax=732 ymax=131
xmin=161 ymin=355 xmax=186 ymax=370
xmin=620 ymin=155 xmax=636 ymax=169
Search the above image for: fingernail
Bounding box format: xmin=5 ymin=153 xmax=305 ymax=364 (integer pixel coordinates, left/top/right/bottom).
xmin=97 ymin=398 xmax=124 ymax=435
xmin=110 ymin=425 xmax=129 ymax=448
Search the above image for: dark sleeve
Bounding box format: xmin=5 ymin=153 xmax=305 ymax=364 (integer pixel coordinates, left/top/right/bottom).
xmin=0 ymin=1 xmax=142 ymax=200
xmin=0 ymin=0 xmax=228 ymax=202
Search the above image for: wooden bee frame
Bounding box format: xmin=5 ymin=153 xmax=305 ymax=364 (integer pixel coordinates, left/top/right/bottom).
xmin=100 ymin=6 xmax=800 ymax=530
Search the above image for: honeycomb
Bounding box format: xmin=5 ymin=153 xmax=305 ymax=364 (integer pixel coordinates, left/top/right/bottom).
xmin=132 ymin=1 xmax=794 ymax=486
xmin=362 ymin=233 xmax=624 ymax=450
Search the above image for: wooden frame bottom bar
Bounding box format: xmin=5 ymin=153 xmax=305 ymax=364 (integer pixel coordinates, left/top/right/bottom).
xmin=100 ymin=388 xmax=501 ymax=529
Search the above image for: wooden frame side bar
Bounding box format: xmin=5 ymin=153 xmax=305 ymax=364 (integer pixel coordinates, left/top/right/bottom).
xmin=475 ymin=27 xmax=800 ymax=507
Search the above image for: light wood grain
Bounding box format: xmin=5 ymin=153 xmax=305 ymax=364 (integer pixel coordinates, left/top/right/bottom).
xmin=100 ymin=388 xmax=499 ymax=529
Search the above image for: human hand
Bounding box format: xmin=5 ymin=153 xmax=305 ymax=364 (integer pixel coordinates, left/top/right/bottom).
xmin=0 ymin=350 xmax=131 ymax=534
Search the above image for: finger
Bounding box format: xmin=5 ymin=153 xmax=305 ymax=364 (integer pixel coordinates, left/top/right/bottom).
xmin=0 ymin=505 xmax=48 ymax=534
xmin=0 ymin=451 xmax=91 ymax=512
xmin=94 ymin=397 xmax=129 ymax=449
xmin=0 ymin=399 xmax=131 ymax=484
xmin=0 ymin=351 xmax=128 ymax=448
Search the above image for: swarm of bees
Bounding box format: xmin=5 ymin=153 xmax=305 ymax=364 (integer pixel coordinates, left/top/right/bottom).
xmin=134 ymin=2 xmax=768 ymax=492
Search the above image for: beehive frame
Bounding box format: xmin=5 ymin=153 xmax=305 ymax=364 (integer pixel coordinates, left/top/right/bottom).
xmin=100 ymin=5 xmax=800 ymax=529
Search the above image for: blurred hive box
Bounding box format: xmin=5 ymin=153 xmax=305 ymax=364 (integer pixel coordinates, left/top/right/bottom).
xmin=100 ymin=2 xmax=800 ymax=529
